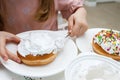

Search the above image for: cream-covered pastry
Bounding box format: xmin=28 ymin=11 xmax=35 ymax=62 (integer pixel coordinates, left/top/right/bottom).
xmin=18 ymin=32 xmax=65 ymax=57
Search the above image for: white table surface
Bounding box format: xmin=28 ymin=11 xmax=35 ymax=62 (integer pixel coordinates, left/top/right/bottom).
xmin=0 ymin=63 xmax=65 ymax=80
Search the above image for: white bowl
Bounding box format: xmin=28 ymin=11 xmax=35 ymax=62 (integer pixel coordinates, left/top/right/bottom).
xmin=65 ymin=52 xmax=120 ymax=80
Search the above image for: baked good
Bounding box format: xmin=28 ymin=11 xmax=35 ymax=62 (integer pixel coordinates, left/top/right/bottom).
xmin=92 ymin=29 xmax=120 ymax=60
xmin=17 ymin=51 xmax=57 ymax=66
xmin=17 ymin=32 xmax=65 ymax=66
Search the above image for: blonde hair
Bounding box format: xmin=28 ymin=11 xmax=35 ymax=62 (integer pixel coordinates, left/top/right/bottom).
xmin=35 ymin=0 xmax=55 ymax=22
xmin=0 ymin=0 xmax=55 ymax=26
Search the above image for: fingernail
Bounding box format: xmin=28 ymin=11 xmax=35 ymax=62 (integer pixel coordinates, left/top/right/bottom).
xmin=16 ymin=59 xmax=21 ymax=63
xmin=3 ymin=56 xmax=8 ymax=61
xmin=69 ymin=30 xmax=72 ymax=32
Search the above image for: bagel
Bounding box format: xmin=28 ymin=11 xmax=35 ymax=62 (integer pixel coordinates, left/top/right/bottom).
xmin=17 ymin=52 xmax=57 ymax=66
xmin=92 ymin=29 xmax=120 ymax=60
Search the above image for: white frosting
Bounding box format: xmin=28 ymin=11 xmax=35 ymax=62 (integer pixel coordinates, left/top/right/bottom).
xmin=73 ymin=63 xmax=120 ymax=80
xmin=18 ymin=32 xmax=66 ymax=57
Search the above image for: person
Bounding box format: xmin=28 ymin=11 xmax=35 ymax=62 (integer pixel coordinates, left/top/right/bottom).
xmin=0 ymin=0 xmax=88 ymax=63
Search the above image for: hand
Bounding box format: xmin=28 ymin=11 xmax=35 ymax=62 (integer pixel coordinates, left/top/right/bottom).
xmin=68 ymin=7 xmax=88 ymax=37
xmin=0 ymin=31 xmax=21 ymax=63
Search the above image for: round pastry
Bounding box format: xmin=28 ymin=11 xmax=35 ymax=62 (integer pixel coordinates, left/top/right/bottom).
xmin=17 ymin=51 xmax=57 ymax=66
xmin=17 ymin=32 xmax=65 ymax=66
xmin=92 ymin=29 xmax=120 ymax=60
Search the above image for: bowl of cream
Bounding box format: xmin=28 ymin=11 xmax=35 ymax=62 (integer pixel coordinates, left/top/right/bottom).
xmin=65 ymin=52 xmax=120 ymax=80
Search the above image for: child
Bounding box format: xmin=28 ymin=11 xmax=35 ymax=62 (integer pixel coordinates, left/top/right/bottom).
xmin=0 ymin=0 xmax=88 ymax=63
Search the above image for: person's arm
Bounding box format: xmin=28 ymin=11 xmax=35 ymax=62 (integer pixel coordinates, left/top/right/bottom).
xmin=68 ymin=7 xmax=88 ymax=37
xmin=58 ymin=0 xmax=88 ymax=37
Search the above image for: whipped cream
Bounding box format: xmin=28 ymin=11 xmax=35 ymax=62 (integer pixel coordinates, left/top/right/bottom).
xmin=93 ymin=30 xmax=120 ymax=55
xmin=18 ymin=32 xmax=66 ymax=57
xmin=73 ymin=63 xmax=120 ymax=80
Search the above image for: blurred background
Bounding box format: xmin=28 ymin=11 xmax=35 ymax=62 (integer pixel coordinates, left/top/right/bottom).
xmin=58 ymin=0 xmax=120 ymax=31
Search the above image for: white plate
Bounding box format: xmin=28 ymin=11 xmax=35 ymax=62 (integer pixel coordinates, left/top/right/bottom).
xmin=76 ymin=28 xmax=108 ymax=52
xmin=0 ymin=64 xmax=26 ymax=80
xmin=0 ymin=64 xmax=65 ymax=80
xmin=0 ymin=30 xmax=78 ymax=78
xmin=65 ymin=52 xmax=120 ymax=80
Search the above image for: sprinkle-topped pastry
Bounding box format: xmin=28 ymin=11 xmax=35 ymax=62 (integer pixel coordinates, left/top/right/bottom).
xmin=92 ymin=29 xmax=120 ymax=60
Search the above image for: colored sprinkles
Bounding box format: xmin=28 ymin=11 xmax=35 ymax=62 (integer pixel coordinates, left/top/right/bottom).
xmin=93 ymin=29 xmax=120 ymax=56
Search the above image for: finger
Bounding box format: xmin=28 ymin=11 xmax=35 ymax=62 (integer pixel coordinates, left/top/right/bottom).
xmin=68 ymin=16 xmax=77 ymax=37
xmin=78 ymin=26 xmax=84 ymax=36
xmin=70 ymin=20 xmax=81 ymax=37
xmin=79 ymin=23 xmax=88 ymax=36
xmin=0 ymin=36 xmax=8 ymax=61
xmin=77 ymin=25 xmax=88 ymax=37
xmin=68 ymin=15 xmax=74 ymax=32
xmin=71 ymin=27 xmax=79 ymax=37
xmin=6 ymin=49 xmax=21 ymax=63
xmin=70 ymin=30 xmax=75 ymax=37
xmin=74 ymin=25 xmax=85 ymax=37
xmin=6 ymin=34 xmax=20 ymax=43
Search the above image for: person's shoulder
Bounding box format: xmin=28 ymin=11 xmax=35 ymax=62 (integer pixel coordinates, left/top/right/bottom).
xmin=56 ymin=0 xmax=71 ymax=5
xmin=55 ymin=0 xmax=72 ymax=10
